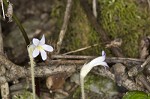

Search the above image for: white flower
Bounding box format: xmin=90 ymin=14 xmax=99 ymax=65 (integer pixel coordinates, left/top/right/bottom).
xmin=80 ymin=50 xmax=109 ymax=78
xmin=80 ymin=51 xmax=108 ymax=99
xmin=31 ymin=35 xmax=53 ymax=60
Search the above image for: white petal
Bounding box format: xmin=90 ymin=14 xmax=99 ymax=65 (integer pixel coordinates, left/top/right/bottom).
xmin=88 ymin=56 xmax=105 ymax=67
xmin=99 ymin=62 xmax=109 ymax=68
xmin=33 ymin=38 xmax=40 ymax=46
xmin=42 ymin=44 xmax=54 ymax=52
xmin=81 ymin=60 xmax=109 ymax=78
xmin=40 ymin=49 xmax=47 ymax=60
xmin=32 ymin=48 xmax=40 ymax=58
xmin=39 ymin=35 xmax=45 ymax=45
xmin=102 ymin=50 xmax=106 ymax=56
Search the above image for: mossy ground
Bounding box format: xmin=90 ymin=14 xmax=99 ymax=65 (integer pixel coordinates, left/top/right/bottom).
xmin=51 ymin=0 xmax=150 ymax=58
xmin=10 ymin=0 xmax=150 ymax=98
xmin=51 ymin=0 xmax=150 ymax=98
xmin=73 ymin=73 xmax=118 ymax=99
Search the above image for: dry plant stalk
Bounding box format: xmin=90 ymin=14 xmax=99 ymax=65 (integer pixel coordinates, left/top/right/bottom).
xmin=63 ymin=44 xmax=98 ymax=55
xmin=92 ymin=0 xmax=97 ymax=18
xmin=56 ymin=0 xmax=73 ymax=54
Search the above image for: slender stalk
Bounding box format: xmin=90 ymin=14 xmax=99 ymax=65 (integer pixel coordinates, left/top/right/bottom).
xmin=28 ymin=46 xmax=36 ymax=99
xmin=80 ymin=76 xmax=85 ymax=99
xmin=12 ymin=14 xmax=30 ymax=45
xmin=56 ymin=0 xmax=72 ymax=53
xmin=92 ymin=0 xmax=97 ymax=18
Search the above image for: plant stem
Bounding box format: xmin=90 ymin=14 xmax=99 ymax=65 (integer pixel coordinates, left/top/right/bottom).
xmin=80 ymin=76 xmax=85 ymax=99
xmin=28 ymin=46 xmax=36 ymax=99
xmin=12 ymin=14 xmax=30 ymax=45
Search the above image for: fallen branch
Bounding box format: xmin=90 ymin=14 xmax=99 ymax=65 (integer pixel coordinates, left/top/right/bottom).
xmin=51 ymin=55 xmax=144 ymax=66
xmin=4 ymin=65 xmax=76 ymax=84
xmin=0 ymin=53 xmax=146 ymax=83
xmin=0 ymin=51 xmax=148 ymax=94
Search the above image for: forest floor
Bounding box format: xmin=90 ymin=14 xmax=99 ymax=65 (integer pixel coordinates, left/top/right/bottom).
xmin=1 ymin=0 xmax=150 ymax=99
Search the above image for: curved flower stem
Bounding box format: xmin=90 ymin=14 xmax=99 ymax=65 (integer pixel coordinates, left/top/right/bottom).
xmin=80 ymin=76 xmax=85 ymax=99
xmin=28 ymin=46 xmax=36 ymax=99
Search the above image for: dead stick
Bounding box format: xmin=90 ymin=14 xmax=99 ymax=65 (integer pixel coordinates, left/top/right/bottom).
xmin=51 ymin=55 xmax=144 ymax=65
xmin=141 ymin=55 xmax=150 ymax=68
xmin=137 ymin=74 xmax=150 ymax=92
xmin=0 ymin=64 xmax=76 ymax=84
xmin=62 ymin=44 xmax=98 ymax=55
xmin=56 ymin=0 xmax=73 ymax=54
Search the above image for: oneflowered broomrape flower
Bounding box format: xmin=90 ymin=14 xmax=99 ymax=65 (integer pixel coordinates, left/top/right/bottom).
xmin=80 ymin=51 xmax=109 ymax=99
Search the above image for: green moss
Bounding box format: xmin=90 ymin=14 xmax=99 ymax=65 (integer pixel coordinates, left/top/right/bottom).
xmin=12 ymin=90 xmax=39 ymax=99
xmin=50 ymin=0 xmax=150 ymax=57
xmin=72 ymin=87 xmax=81 ymax=99
xmin=72 ymin=73 xmax=117 ymax=98
xmin=98 ymin=0 xmax=149 ymax=57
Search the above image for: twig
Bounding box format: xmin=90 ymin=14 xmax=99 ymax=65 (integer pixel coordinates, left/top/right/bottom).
xmin=56 ymin=0 xmax=73 ymax=54
xmin=50 ymin=60 xmax=87 ymax=65
xmin=51 ymin=55 xmax=144 ymax=65
xmin=141 ymin=55 xmax=150 ymax=68
xmin=52 ymin=55 xmax=96 ymax=59
xmin=128 ymin=55 xmax=150 ymax=77
xmin=63 ymin=44 xmax=98 ymax=55
xmin=136 ymin=74 xmax=150 ymax=92
xmin=92 ymin=0 xmax=97 ymax=18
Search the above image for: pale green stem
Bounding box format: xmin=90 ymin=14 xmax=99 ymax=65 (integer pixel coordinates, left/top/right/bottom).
xmin=80 ymin=76 xmax=85 ymax=99
xmin=27 ymin=46 xmax=36 ymax=99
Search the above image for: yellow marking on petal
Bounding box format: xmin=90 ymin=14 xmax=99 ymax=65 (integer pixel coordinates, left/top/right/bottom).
xmin=37 ymin=46 xmax=44 ymax=51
